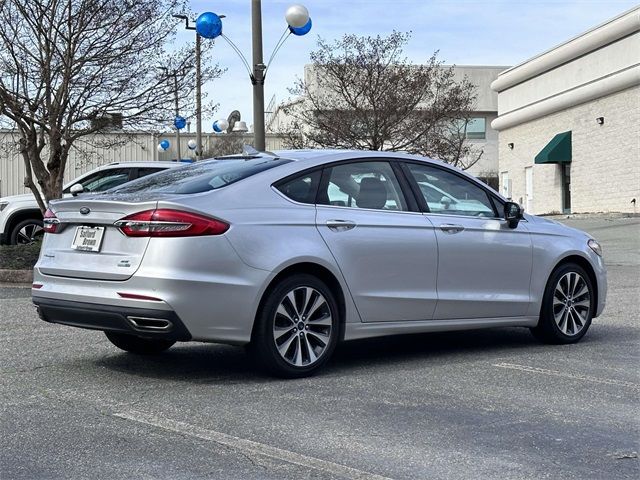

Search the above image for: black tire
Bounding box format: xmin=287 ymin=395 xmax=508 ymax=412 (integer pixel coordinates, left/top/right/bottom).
xmin=530 ymin=263 xmax=594 ymax=344
xmin=10 ymin=218 xmax=44 ymax=245
xmin=249 ymin=274 xmax=340 ymax=378
xmin=104 ymin=331 xmax=175 ymax=354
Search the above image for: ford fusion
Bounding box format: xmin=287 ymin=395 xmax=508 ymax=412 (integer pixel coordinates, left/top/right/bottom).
xmin=32 ymin=150 xmax=606 ymax=377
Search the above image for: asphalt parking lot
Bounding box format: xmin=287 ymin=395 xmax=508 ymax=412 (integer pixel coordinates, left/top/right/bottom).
xmin=1 ymin=216 xmax=638 ymax=480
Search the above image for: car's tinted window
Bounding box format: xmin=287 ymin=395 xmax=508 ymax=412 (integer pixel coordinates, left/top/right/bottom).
xmin=275 ymin=170 xmax=321 ymax=204
xmin=318 ymin=162 xmax=408 ymax=211
xmin=65 ymin=168 xmax=132 ymax=193
xmin=111 ymin=158 xmax=291 ymax=195
xmin=406 ymin=163 xmax=496 ymax=217
xmin=136 ymin=167 xmax=167 ymax=179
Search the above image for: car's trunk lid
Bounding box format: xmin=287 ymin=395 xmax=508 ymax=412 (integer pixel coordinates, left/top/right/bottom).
xmin=37 ymin=196 xmax=165 ymax=281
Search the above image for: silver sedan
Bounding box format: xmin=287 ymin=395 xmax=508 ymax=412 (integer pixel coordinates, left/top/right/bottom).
xmin=32 ymin=150 xmax=607 ymax=377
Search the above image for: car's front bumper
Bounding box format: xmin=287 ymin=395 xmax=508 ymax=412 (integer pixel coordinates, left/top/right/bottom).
xmin=33 ymin=297 xmax=192 ymax=341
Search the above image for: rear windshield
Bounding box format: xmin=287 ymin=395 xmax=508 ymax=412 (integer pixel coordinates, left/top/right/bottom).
xmin=110 ymin=158 xmax=291 ymax=195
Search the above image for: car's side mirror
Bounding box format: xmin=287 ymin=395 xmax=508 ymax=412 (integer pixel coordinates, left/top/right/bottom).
xmin=504 ymin=201 xmax=523 ymax=229
xmin=69 ymin=183 xmax=84 ymax=196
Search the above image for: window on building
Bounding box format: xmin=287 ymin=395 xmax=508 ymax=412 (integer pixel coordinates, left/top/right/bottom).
xmin=450 ymin=117 xmax=486 ymax=140
xmin=465 ymin=117 xmax=486 ymax=139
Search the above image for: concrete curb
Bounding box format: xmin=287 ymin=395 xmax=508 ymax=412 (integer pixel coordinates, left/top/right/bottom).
xmin=0 ymin=269 xmax=33 ymax=284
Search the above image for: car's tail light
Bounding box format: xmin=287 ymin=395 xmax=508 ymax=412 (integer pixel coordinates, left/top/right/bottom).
xmin=43 ymin=208 xmax=60 ymax=234
xmin=114 ymin=209 xmax=229 ymax=237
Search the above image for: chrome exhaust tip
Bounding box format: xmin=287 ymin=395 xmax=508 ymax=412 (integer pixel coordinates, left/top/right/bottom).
xmin=126 ymin=316 xmax=173 ymax=331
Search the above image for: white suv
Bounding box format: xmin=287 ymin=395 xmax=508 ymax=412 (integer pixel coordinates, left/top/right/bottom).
xmin=0 ymin=161 xmax=181 ymax=245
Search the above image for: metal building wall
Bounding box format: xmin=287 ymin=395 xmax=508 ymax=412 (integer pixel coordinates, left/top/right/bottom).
xmin=0 ymin=131 xmax=156 ymax=197
xmin=0 ymin=130 xmax=288 ymax=197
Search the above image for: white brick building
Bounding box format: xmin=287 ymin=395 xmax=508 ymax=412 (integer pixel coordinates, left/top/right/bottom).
xmin=491 ymin=7 xmax=640 ymax=214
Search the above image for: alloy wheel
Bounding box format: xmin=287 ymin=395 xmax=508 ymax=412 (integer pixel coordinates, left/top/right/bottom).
xmin=553 ymin=272 xmax=591 ymax=336
xmin=273 ymin=286 xmax=332 ymax=367
xmin=17 ymin=223 xmax=44 ymax=245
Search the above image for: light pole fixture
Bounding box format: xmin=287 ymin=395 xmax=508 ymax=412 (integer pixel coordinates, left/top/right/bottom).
xmin=159 ymin=67 xmax=187 ymax=160
xmin=596 ymin=116 xmax=605 ymax=125
xmin=194 ymin=2 xmax=311 ymax=152
xmin=174 ymin=13 xmax=227 ymax=160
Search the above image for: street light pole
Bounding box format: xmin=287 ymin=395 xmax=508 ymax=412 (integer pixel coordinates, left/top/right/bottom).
xmin=195 ymin=33 xmax=203 ymax=159
xmin=193 ymin=5 xmax=310 ymax=153
xmin=173 ymin=73 xmax=181 ymax=159
xmin=251 ymin=0 xmax=266 ymax=152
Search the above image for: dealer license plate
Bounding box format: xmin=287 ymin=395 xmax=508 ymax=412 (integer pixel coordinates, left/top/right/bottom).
xmin=71 ymin=226 xmax=105 ymax=252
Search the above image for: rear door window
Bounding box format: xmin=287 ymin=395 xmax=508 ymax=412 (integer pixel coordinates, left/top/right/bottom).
xmin=318 ymin=161 xmax=408 ymax=211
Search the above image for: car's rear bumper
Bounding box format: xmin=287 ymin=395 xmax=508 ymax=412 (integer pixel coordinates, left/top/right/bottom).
xmin=33 ymin=297 xmax=192 ymax=341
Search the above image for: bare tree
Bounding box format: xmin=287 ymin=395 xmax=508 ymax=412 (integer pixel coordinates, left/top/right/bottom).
xmin=281 ymin=32 xmax=481 ymax=170
xmin=0 ymin=0 xmax=223 ymax=212
xmin=202 ymin=135 xmax=251 ymax=158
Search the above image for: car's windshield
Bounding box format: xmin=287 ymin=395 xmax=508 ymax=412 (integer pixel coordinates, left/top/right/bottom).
xmin=110 ymin=158 xmax=291 ymax=195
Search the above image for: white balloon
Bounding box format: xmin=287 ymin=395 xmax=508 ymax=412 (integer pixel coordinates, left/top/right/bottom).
xmin=285 ymin=4 xmax=309 ymax=28
xmin=217 ymin=119 xmax=229 ymax=131
xmin=187 ymin=139 xmax=197 ymax=150
xmin=157 ymin=144 xmax=165 ymax=153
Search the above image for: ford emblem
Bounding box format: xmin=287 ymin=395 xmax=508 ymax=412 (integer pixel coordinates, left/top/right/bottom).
xmin=80 ymin=207 xmax=90 ymax=215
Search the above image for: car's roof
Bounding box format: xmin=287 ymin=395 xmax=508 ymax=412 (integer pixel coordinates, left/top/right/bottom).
xmin=272 ymin=149 xmax=452 ymax=166
xmin=98 ymin=161 xmax=183 ymax=169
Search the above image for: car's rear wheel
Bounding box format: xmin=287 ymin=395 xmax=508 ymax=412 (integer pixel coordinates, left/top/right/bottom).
xmin=250 ymin=274 xmax=339 ymax=378
xmin=531 ymin=263 xmax=594 ymax=344
xmin=10 ymin=219 xmax=44 ymax=245
xmin=104 ymin=331 xmax=175 ymax=354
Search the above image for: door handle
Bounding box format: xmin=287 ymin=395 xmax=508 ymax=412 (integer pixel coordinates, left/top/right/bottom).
xmin=439 ymin=224 xmax=464 ymax=234
xmin=326 ymin=219 xmax=356 ymax=231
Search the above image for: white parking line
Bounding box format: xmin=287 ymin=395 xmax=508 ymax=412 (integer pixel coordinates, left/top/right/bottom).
xmin=493 ymin=362 xmax=640 ymax=390
xmin=114 ymin=409 xmax=394 ymax=480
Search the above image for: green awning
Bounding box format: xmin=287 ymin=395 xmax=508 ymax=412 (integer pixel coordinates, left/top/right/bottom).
xmin=535 ymin=131 xmax=572 ymax=164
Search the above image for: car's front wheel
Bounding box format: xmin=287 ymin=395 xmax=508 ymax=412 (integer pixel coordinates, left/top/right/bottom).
xmin=250 ymin=274 xmax=339 ymax=378
xmin=531 ymin=263 xmax=594 ymax=344
xmin=104 ymin=331 xmax=175 ymax=354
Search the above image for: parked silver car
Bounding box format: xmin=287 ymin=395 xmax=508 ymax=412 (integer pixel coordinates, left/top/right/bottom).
xmin=32 ymin=150 xmax=607 ymax=377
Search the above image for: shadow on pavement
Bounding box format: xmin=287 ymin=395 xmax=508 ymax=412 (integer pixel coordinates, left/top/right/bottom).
xmin=87 ymin=326 xmax=610 ymax=382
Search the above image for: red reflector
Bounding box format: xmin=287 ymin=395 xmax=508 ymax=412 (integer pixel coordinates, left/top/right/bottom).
xmin=117 ymin=292 xmax=163 ymax=301
xmin=32 ymin=283 xmax=43 ymax=289
xmin=43 ymin=208 xmax=60 ymax=234
xmin=115 ymin=209 xmax=229 ymax=237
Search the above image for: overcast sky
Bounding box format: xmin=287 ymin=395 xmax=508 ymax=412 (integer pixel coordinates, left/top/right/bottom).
xmin=183 ymin=0 xmax=638 ymax=132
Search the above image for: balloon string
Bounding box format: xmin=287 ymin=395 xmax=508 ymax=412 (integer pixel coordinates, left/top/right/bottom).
xmin=220 ymin=34 xmax=253 ymax=78
xmin=265 ymin=27 xmax=292 ymax=77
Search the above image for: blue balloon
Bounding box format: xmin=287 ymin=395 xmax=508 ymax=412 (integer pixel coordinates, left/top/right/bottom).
xmin=160 ymin=139 xmax=170 ymax=150
xmin=196 ymin=12 xmax=223 ymax=39
xmin=289 ymin=18 xmax=312 ymax=36
xmin=212 ymin=121 xmax=222 ymax=133
xmin=174 ymin=116 xmax=187 ymax=130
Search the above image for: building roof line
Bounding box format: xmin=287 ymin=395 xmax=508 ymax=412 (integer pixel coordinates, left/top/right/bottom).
xmin=491 ymin=6 xmax=640 ymax=93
